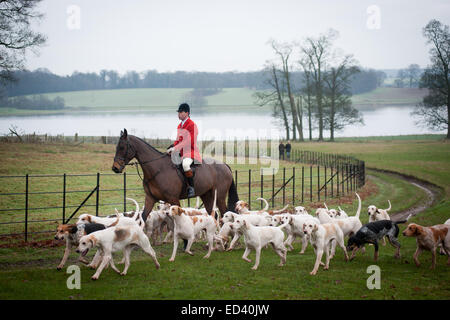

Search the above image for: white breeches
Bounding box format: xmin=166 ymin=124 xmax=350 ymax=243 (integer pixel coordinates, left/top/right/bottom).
xmin=182 ymin=158 xmax=193 ymax=171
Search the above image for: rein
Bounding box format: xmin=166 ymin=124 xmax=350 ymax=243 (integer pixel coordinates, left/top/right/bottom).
xmin=127 ymin=154 xmax=168 ymax=182
xmin=117 ymin=137 xmax=171 ymax=182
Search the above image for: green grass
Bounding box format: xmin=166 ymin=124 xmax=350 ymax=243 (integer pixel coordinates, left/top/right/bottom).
xmin=0 ymin=230 xmax=448 ymax=300
xmin=0 ymin=137 xmax=449 ymax=300
xmin=351 ymin=87 xmax=427 ymax=107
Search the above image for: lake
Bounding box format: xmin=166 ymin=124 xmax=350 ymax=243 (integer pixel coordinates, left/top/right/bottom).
xmin=0 ymin=105 xmax=444 ymax=140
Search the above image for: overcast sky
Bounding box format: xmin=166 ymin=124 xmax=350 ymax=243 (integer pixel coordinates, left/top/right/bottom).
xmin=26 ymin=0 xmax=450 ymax=76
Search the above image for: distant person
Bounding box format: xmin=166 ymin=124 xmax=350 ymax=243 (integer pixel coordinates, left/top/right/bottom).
xmin=286 ymin=141 xmax=291 ymax=160
xmin=279 ymin=141 xmax=285 ymax=160
xmin=167 ymin=103 xmax=202 ymax=198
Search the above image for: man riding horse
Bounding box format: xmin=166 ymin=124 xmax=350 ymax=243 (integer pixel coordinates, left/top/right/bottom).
xmin=112 ymin=103 xmax=239 ymax=222
xmin=166 ymin=103 xmax=201 ymax=198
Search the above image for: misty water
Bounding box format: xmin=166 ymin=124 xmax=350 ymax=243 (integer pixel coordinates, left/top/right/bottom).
xmin=0 ymin=105 xmax=444 ymax=140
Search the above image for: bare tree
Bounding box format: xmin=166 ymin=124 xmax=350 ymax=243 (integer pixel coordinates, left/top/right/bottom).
xmin=300 ymin=29 xmax=337 ymax=141
xmin=323 ymin=54 xmax=362 ymax=140
xmin=299 ymin=58 xmax=315 ymax=140
xmin=270 ymin=40 xmax=303 ymax=141
xmin=412 ymin=19 xmax=450 ymax=138
xmin=254 ymin=62 xmax=290 ymax=140
xmin=406 ymin=64 xmax=422 ymax=88
xmin=0 ymin=0 xmax=46 ymax=84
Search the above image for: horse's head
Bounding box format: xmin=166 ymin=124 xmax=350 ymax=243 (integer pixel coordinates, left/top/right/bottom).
xmin=112 ymin=129 xmax=136 ymax=173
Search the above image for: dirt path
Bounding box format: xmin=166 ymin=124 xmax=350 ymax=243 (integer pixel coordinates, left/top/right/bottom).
xmin=367 ymin=168 xmax=443 ymax=222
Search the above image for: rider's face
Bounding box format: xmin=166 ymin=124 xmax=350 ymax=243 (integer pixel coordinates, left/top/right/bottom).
xmin=178 ymin=111 xmax=189 ymax=121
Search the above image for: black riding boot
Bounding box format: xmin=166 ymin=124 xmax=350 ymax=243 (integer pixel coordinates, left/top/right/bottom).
xmin=185 ymin=170 xmax=195 ymax=198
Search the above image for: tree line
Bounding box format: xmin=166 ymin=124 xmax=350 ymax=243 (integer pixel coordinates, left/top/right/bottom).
xmin=394 ymin=64 xmax=422 ymax=88
xmin=1 ymin=67 xmax=383 ymax=98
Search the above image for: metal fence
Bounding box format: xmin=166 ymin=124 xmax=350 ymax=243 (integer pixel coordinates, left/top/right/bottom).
xmin=0 ymin=149 xmax=365 ymax=242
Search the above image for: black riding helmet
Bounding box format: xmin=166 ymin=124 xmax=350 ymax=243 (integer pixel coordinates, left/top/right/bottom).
xmin=177 ymin=103 xmax=190 ymax=113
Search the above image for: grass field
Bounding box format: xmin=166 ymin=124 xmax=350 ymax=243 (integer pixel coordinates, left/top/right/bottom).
xmin=351 ymin=87 xmax=428 ymax=107
xmin=0 ymin=87 xmax=427 ymax=116
xmin=0 ymin=137 xmax=449 ymax=300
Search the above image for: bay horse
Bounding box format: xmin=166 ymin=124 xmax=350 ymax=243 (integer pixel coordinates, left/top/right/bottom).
xmin=112 ymin=129 xmax=239 ymax=221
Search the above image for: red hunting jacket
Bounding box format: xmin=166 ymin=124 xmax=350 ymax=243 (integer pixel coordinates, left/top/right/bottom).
xmin=173 ymin=117 xmax=202 ymax=163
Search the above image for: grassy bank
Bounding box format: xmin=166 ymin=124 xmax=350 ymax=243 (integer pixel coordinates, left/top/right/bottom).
xmin=0 ymin=137 xmax=449 ymax=299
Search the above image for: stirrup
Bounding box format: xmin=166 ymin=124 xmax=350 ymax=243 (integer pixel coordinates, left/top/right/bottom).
xmin=187 ymin=186 xmax=195 ymax=198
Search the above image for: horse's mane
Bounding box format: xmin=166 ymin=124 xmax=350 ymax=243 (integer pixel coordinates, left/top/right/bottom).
xmin=132 ymin=136 xmax=165 ymax=155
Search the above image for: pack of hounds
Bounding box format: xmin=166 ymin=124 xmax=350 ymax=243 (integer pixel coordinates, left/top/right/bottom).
xmin=54 ymin=194 xmax=450 ymax=280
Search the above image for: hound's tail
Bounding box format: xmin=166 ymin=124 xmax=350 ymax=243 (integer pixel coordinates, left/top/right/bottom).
xmin=355 ymin=193 xmax=362 ymax=219
xmin=271 ymin=204 xmax=289 ymax=214
xmin=212 ymin=189 xmax=220 ymax=227
xmin=324 ymin=203 xmax=329 ymax=211
xmin=127 ymin=198 xmax=145 ymax=230
xmin=394 ymin=214 xmax=413 ymax=225
xmin=110 ymin=216 xmax=120 ymax=227
xmin=385 ymin=200 xmax=392 ymax=212
xmin=127 ymin=197 xmax=140 ymax=214
xmin=256 ymin=197 xmax=270 ymax=211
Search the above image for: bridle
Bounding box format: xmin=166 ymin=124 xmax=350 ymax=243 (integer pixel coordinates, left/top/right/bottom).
xmin=115 ymin=138 xmax=169 ymax=181
xmin=114 ymin=139 xmax=135 ymax=165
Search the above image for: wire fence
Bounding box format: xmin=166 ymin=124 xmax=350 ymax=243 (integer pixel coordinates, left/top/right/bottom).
xmin=0 ymin=149 xmax=365 ymax=243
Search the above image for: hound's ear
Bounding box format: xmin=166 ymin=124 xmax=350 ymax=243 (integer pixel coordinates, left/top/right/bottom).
xmin=313 ymin=224 xmax=319 ymax=232
xmin=89 ymin=235 xmax=97 ymax=247
xmin=69 ymin=225 xmax=78 ymax=234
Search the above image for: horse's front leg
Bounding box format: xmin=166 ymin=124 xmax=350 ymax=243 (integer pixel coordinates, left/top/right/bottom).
xmin=142 ymin=194 xmax=156 ymax=222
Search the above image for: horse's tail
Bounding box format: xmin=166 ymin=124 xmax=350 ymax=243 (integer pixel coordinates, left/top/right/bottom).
xmin=227 ymin=179 xmax=239 ymax=212
xmin=225 ymin=165 xmax=239 ymax=212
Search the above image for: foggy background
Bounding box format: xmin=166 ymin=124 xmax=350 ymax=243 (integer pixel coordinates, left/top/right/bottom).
xmin=26 ymin=0 xmax=450 ymax=75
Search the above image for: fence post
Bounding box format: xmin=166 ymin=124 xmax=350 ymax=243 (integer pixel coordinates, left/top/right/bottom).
xmin=337 ymin=165 xmax=340 ymax=197
xmin=302 ymin=166 xmax=304 ymax=203
xmin=310 ymin=166 xmax=312 ymax=202
xmin=331 ymin=166 xmax=334 ymax=198
xmin=292 ymin=167 xmax=295 ymax=206
xmin=123 ymin=172 xmax=127 ymax=212
xmin=62 ymin=173 xmax=66 ymax=223
xmin=272 ymin=168 xmax=275 ymax=208
xmin=317 ymin=165 xmax=320 ymax=202
xmin=346 ymin=164 xmax=349 ymax=194
xmin=248 ymin=169 xmax=251 ymax=210
xmin=350 ymin=165 xmax=353 ymax=191
xmin=25 ymin=174 xmax=29 ymax=242
xmin=260 ymin=169 xmax=263 ymax=209
xmin=282 ymin=167 xmax=286 ymax=205
xmin=96 ymin=173 xmax=100 ymax=217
